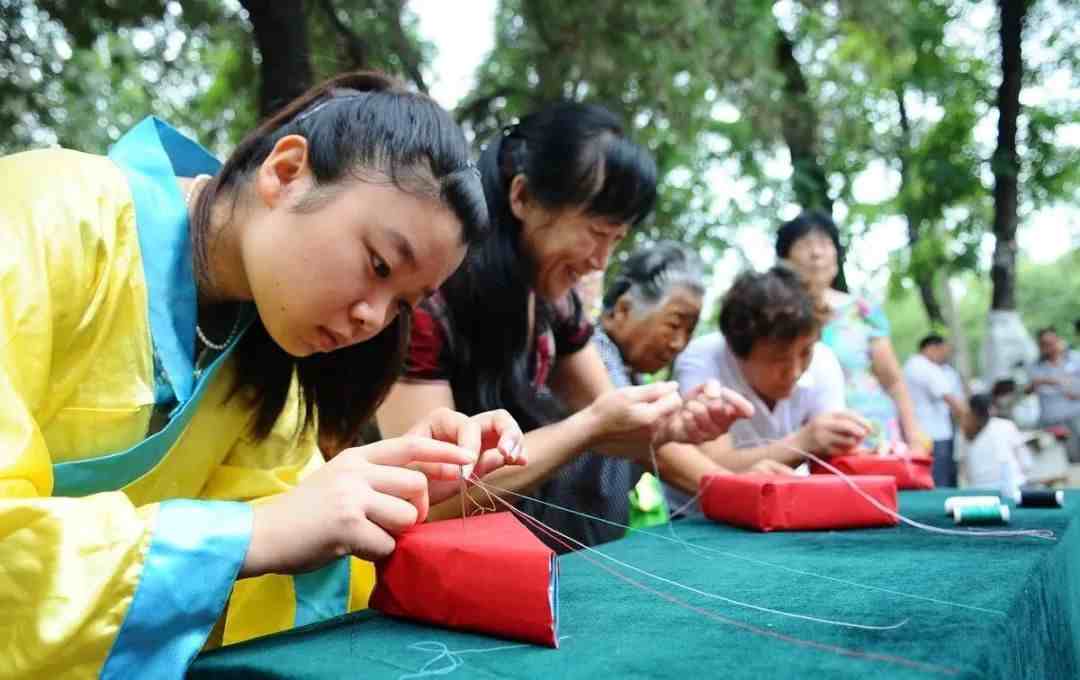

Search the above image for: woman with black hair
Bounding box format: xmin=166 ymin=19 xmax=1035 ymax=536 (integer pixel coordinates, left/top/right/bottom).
xmin=0 ymin=72 xmax=525 ymax=675
xmin=377 ymin=103 xmax=751 ymax=522
xmin=777 ymin=210 xmax=927 ymax=455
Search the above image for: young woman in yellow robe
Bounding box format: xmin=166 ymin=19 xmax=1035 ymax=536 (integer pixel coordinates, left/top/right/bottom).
xmin=0 ymin=71 xmax=525 ymax=679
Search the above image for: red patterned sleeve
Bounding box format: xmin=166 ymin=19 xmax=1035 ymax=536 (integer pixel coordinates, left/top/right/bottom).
xmin=551 ymin=289 xmax=594 ymax=357
xmin=403 ymin=299 xmax=452 ymax=381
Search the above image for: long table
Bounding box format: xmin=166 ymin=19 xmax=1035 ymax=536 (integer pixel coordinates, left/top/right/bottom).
xmin=189 ymin=490 xmax=1080 ymax=679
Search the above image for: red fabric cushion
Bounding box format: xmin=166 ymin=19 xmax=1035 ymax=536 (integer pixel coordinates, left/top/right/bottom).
xmin=699 ymin=474 xmax=899 ymax=532
xmin=370 ymin=512 xmax=559 ymax=647
xmin=810 ymin=454 xmax=935 ymax=490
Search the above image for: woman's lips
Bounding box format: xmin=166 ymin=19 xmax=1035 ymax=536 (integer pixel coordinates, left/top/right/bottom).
xmin=315 ymin=326 xmax=341 ymax=352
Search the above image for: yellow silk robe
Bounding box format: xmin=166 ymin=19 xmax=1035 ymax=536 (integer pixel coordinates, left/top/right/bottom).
xmin=0 ymin=118 xmax=373 ymax=680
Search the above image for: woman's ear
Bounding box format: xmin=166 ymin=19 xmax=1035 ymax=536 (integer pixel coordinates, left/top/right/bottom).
xmin=254 ymin=134 xmax=311 ymax=209
xmin=508 ymin=174 xmax=533 ymax=222
xmin=606 ymin=296 xmax=634 ymax=333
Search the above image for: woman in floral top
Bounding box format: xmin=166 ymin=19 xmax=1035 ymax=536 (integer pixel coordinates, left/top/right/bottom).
xmin=778 ymin=211 xmax=929 ymax=453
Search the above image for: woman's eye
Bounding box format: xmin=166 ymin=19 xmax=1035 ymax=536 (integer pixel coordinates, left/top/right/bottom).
xmin=371 ymin=253 xmax=391 ymax=279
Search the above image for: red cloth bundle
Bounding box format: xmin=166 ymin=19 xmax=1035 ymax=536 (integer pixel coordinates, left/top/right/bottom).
xmin=369 ymin=511 xmax=560 ymax=647
xmin=699 ymin=473 xmax=899 ymax=532
xmin=810 ymin=453 xmax=935 ymax=490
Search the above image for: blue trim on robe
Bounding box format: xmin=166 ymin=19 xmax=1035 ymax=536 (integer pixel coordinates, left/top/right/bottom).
xmin=294 ymin=556 xmax=352 ymax=627
xmin=52 ymin=117 xmax=256 ymax=497
xmin=100 ymin=500 xmax=253 ymax=679
xmin=107 ymin=116 xmax=220 ymax=406
xmin=51 ymin=309 xmax=254 ymax=497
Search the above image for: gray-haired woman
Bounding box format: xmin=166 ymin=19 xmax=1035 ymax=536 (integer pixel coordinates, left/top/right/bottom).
xmin=521 ymin=241 xmax=787 ymax=545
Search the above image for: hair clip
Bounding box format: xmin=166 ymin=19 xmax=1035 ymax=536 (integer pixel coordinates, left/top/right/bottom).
xmin=295 ymin=91 xmax=368 ymax=123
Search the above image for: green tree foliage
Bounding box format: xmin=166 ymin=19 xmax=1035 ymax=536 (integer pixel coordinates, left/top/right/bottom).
xmin=887 ymin=250 xmax=1080 ymax=370
xmin=0 ymin=0 xmax=432 ymax=155
xmin=1 ymin=0 xmax=1077 ymax=341
xmin=459 ymin=0 xmax=788 ymax=262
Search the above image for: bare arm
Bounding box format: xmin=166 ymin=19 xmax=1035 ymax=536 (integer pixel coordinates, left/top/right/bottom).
xmin=698 ymin=433 xmax=805 ymax=469
xmin=548 ymin=343 xmax=615 ymax=413
xmin=698 ymin=410 xmax=872 ymax=469
xmin=943 ymin=393 xmax=968 ymax=422
xmin=377 ymin=381 xmax=595 ymax=519
xmin=869 ymin=337 xmax=926 ymax=446
xmin=376 ymin=379 xmax=686 ymax=520
xmin=652 ymin=442 xmax=729 ymax=496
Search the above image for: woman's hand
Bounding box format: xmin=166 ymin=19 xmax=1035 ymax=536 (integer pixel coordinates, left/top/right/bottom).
xmin=411 ymin=407 xmax=526 ymax=505
xmin=241 ymin=436 xmax=477 ymax=578
xmin=795 ymin=410 xmax=872 ymax=456
xmin=581 ymin=381 xmax=684 ymax=448
xmin=655 ymin=379 xmax=754 ymax=446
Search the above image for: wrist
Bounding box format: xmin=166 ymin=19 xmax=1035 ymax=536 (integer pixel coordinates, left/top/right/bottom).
xmin=573 ymin=404 xmax=606 ymax=449
xmin=785 ymin=429 xmax=811 ymax=459
xmin=240 ymin=502 xmax=275 ymax=578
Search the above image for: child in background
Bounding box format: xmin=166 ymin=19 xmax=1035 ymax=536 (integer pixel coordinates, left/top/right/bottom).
xmin=961 ymin=393 xmax=1032 ymax=493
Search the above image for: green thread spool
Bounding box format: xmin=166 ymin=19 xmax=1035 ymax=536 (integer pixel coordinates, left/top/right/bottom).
xmin=943 ymin=496 xmax=1001 ymax=516
xmin=953 ymin=504 xmax=1010 ymax=525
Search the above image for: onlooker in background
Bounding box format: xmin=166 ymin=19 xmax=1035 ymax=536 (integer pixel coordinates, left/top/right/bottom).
xmin=777 ymin=211 xmax=927 ymax=454
xmin=1027 ymin=327 xmax=1080 ymax=461
xmin=674 ymin=265 xmax=869 ymax=471
xmin=991 ymin=378 xmax=1020 ymax=421
xmin=960 ymin=394 xmax=1031 ymax=493
xmin=903 ymin=335 xmax=967 ymax=486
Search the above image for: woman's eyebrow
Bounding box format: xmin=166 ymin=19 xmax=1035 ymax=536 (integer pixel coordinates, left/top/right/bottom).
xmin=384 ymin=227 xmax=418 ymax=269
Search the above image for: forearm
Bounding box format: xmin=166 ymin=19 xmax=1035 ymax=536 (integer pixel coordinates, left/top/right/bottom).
xmin=654 ymin=442 xmax=727 ymax=496
xmin=943 ymin=394 xmax=967 ymax=422
xmin=699 ymin=433 xmax=804 ymax=470
xmin=428 ymin=409 xmax=597 ymax=520
xmin=886 ymin=380 xmax=921 ymax=443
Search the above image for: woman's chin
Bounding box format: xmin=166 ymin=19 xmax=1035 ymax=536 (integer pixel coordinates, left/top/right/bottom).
xmin=538 ymin=279 xmax=574 ymax=301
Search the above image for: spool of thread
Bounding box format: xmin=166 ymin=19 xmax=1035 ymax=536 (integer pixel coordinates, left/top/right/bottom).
xmin=943 ymin=496 xmax=1001 ymax=516
xmin=1014 ymin=489 xmax=1065 ymax=508
xmin=953 ymin=504 xmax=1010 ymax=525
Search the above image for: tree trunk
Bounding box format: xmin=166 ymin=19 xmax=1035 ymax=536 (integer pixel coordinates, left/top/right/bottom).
xmin=775 ymin=30 xmax=832 ymax=216
xmin=941 ymin=279 xmax=972 ymax=383
xmin=895 ymin=87 xmax=945 ymax=323
xmin=240 ymin=0 xmax=314 ymax=118
xmin=317 ymin=0 xmax=368 ymax=69
xmin=382 ymin=0 xmax=429 ymax=94
xmin=775 ymin=28 xmax=849 ymax=292
xmin=990 ymin=0 xmax=1027 ymax=311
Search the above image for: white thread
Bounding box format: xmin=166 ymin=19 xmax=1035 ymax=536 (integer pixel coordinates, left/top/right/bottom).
xmin=398 ymin=637 xmax=570 ymax=680
xmin=501 ymin=496 xmax=961 ymax=676
xmin=479 ymin=476 xmax=1007 ymax=617
xmin=471 ymin=478 xmax=907 ymax=631
xmin=735 ymin=436 xmax=1056 ymax=541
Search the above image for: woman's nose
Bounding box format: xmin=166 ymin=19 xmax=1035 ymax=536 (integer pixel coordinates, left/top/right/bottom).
xmin=349 ymin=297 xmax=392 ymax=340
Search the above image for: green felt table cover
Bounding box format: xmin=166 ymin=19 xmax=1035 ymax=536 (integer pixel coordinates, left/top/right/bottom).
xmin=189 ymin=490 xmax=1080 ymax=679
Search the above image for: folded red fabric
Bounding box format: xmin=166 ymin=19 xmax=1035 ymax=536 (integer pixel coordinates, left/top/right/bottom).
xmin=810 ymin=453 xmax=935 ymax=490
xmin=369 ymin=511 xmax=560 ymax=647
xmin=699 ymin=473 xmax=899 ymax=532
